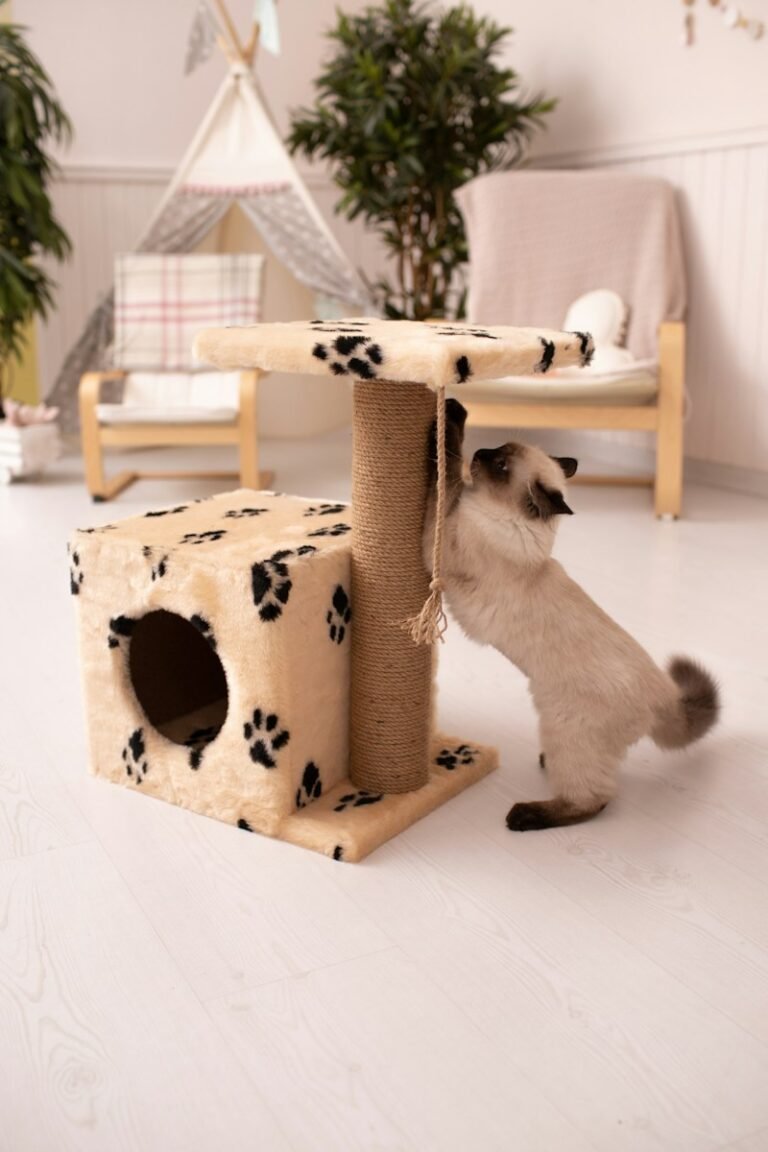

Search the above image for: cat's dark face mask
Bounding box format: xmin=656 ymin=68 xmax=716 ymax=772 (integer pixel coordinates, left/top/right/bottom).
xmin=470 ymin=443 xmax=519 ymax=484
xmin=470 ymin=444 xmax=577 ymax=520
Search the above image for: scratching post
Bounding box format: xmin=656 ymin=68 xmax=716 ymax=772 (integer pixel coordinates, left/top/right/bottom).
xmin=72 ymin=319 xmax=593 ymax=861
xmin=350 ymin=379 xmax=434 ymax=793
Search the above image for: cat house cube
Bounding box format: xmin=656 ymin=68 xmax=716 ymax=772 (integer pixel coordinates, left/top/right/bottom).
xmin=71 ymin=490 xmax=356 ymax=840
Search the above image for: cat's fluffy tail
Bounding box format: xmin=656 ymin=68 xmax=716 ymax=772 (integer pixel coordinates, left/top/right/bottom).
xmin=652 ymin=656 xmax=720 ymax=750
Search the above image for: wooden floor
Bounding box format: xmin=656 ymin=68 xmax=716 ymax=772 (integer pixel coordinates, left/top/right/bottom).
xmin=2 ymin=434 xmax=768 ymax=1152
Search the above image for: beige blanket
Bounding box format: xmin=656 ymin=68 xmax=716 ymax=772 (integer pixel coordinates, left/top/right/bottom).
xmin=456 ymin=169 xmax=686 ymax=361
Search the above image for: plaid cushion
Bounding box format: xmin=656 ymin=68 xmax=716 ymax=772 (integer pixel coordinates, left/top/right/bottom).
xmin=112 ymin=253 xmax=264 ymax=371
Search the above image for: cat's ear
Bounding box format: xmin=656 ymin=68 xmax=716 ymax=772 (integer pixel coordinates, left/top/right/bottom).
xmin=528 ymin=480 xmax=574 ymax=520
xmin=550 ymin=455 xmax=578 ymax=479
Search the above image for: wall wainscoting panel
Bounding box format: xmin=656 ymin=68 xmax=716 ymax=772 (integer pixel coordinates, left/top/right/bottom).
xmin=38 ymin=172 xmax=166 ymax=400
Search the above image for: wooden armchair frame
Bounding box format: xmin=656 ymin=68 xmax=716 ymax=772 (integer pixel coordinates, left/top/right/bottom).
xmin=79 ymin=368 xmax=271 ymax=502
xmin=460 ymin=321 xmax=685 ymax=519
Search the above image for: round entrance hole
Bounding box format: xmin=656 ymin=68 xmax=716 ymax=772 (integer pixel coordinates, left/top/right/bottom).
xmin=128 ymin=609 xmax=229 ymax=749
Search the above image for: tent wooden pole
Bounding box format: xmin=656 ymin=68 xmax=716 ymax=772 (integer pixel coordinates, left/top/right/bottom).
xmin=213 ymin=0 xmax=246 ymax=63
xmin=215 ymin=32 xmax=238 ymax=68
xmin=243 ymin=21 xmax=260 ymax=66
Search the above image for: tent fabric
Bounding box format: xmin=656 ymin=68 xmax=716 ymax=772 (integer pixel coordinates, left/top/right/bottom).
xmin=48 ymin=64 xmax=368 ymax=434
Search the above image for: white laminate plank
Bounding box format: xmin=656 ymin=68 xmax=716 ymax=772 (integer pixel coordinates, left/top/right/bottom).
xmin=458 ymin=765 xmax=768 ymax=1046
xmin=328 ymin=812 xmax=768 ymax=1152
xmin=0 ymin=841 xmax=292 ymax=1152
xmin=0 ymin=753 xmax=94 ymax=862
xmin=72 ymin=776 xmax=392 ymax=1001
xmin=620 ymin=738 xmax=768 ymax=883
xmin=207 ymin=947 xmax=597 ymax=1152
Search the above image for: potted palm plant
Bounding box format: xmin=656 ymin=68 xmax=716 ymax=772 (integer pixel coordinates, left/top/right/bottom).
xmin=0 ymin=4 xmax=70 ymax=481
xmin=288 ymin=0 xmax=555 ymax=320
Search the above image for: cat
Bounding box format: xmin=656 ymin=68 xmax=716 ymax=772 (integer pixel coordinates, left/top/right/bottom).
xmin=423 ymin=398 xmax=720 ymax=831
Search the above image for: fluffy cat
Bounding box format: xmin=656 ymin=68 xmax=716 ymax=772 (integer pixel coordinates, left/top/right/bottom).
xmin=423 ymin=398 xmax=719 ymax=830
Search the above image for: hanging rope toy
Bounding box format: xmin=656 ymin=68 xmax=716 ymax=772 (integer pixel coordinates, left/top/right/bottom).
xmin=405 ymin=384 xmax=449 ymax=646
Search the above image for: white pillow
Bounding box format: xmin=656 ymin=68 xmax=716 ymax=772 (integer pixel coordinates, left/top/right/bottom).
xmin=563 ymin=288 xmax=628 ymax=348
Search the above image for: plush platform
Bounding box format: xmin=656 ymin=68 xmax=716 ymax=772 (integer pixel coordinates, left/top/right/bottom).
xmin=193 ymin=317 xmax=593 ymax=390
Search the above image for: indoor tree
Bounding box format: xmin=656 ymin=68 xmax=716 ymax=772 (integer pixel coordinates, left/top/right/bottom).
xmin=288 ymin=0 xmax=555 ymax=320
xmin=0 ymin=3 xmax=71 ymax=409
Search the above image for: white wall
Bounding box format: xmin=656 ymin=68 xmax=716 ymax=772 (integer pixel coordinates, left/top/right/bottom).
xmin=482 ymin=0 xmax=768 ymax=157
xmin=17 ymin=0 xmax=355 ymax=168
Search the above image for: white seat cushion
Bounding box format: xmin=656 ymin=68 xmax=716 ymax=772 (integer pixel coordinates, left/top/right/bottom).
xmin=96 ymin=404 xmax=238 ymax=425
xmin=454 ymin=363 xmax=658 ymax=406
xmin=97 ymin=371 xmax=241 ymax=425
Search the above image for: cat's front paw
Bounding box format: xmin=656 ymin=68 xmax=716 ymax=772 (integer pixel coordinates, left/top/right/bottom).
xmin=428 ymin=398 xmax=468 ymax=472
xmin=445 ymin=397 xmax=468 ymax=431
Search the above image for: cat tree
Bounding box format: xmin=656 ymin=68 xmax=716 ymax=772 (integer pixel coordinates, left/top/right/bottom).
xmin=72 ymin=320 xmax=591 ymax=861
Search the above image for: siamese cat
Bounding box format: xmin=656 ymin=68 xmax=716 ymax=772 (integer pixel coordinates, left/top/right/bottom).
xmin=424 ymin=399 xmax=719 ymax=831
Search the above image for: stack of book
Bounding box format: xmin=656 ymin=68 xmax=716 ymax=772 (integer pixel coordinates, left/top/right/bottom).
xmin=0 ymin=422 xmax=61 ymax=482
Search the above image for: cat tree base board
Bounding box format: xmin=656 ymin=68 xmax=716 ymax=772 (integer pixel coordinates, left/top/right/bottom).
xmin=275 ymin=735 xmax=497 ymax=862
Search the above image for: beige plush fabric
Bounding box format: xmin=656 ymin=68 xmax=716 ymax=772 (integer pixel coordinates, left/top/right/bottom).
xmin=70 ymin=490 xmax=496 ymax=862
xmin=194 ymin=318 xmax=594 ymax=389
xmin=456 ymin=170 xmax=686 ymax=361
xmin=71 ymin=491 xmax=353 ymax=838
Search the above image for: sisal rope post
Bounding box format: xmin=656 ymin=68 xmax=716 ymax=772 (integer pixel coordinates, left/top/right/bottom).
xmin=349 ymin=380 xmax=434 ymax=794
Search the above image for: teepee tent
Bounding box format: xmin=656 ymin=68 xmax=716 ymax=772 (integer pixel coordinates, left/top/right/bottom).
xmin=49 ymin=2 xmax=368 ymax=434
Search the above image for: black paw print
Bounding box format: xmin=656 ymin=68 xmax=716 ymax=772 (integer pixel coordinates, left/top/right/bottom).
xmin=251 ymin=546 xmax=317 ymax=622
xmin=237 ymin=818 xmax=254 ymax=832
xmin=108 ymin=614 xmax=135 ymax=650
xmin=435 ymin=744 xmax=477 ymax=771
xmin=145 ymin=504 xmax=188 ymax=518
xmin=327 ymin=585 xmax=351 ymax=644
xmin=296 ymin=761 xmax=323 ymax=809
xmin=334 ymin=790 xmax=383 ymax=813
xmin=224 ymin=507 xmax=269 ymax=519
xmin=455 ymin=355 xmax=472 ymax=383
xmin=142 ymin=545 xmax=169 ymax=581
xmin=534 ymin=337 xmax=556 ymax=374
xmin=76 ymin=524 xmax=117 ymax=534
xmin=69 ymin=548 xmax=84 ymax=595
xmin=122 ymin=727 xmax=149 ymax=783
xmin=307 ymin=522 xmax=351 ymax=539
xmin=569 ymin=330 xmax=594 ymax=367
xmin=303 ymin=502 xmax=348 ymax=517
xmin=243 ymin=708 xmax=290 ymax=768
xmin=180 ymin=530 xmax=227 ymax=545
xmin=185 ymin=724 xmax=221 ymax=770
xmin=311 ymin=332 xmax=384 ymax=380
xmin=190 ymin=614 xmax=217 ymax=651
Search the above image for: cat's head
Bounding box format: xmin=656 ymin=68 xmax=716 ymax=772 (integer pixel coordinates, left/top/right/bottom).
xmin=465 ymin=441 xmax=578 ymax=562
